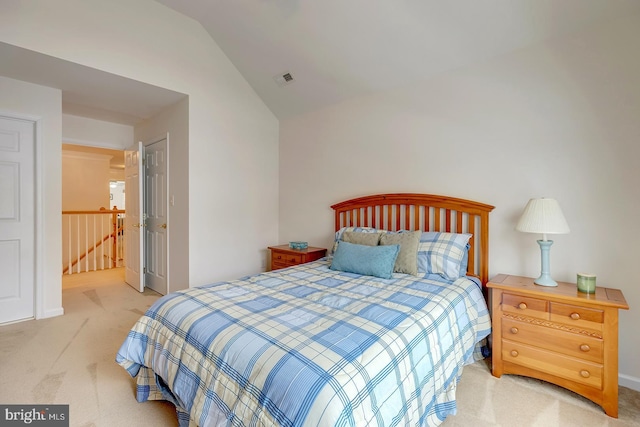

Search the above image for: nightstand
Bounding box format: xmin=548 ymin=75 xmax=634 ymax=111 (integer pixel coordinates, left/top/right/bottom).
xmin=487 ymin=274 xmax=629 ymax=417
xmin=268 ymin=245 xmax=327 ymax=271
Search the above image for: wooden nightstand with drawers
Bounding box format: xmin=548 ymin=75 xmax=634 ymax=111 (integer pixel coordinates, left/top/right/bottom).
xmin=268 ymin=245 xmax=327 ymax=271
xmin=487 ymin=274 xmax=629 ymax=417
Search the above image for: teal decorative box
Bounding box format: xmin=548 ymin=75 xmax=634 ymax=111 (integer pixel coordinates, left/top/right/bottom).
xmin=289 ymin=241 xmax=308 ymax=250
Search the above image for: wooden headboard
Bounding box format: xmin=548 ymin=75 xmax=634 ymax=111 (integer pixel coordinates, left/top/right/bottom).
xmin=331 ymin=193 xmax=495 ymax=285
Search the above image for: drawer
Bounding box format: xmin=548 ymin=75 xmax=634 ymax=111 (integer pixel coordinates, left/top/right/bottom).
xmin=271 ymin=261 xmax=291 ymax=271
xmin=550 ymin=302 xmax=604 ymax=330
xmin=502 ymin=317 xmax=603 ymax=363
xmin=502 ymin=293 xmax=549 ymax=320
xmin=502 ymin=339 xmax=603 ymax=389
xmin=272 ymin=252 xmax=303 ymax=265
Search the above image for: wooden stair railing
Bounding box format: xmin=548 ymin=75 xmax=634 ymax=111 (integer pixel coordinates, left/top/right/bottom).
xmin=62 ymin=224 xmax=125 ymax=274
xmin=62 ymin=209 xmax=125 ymax=274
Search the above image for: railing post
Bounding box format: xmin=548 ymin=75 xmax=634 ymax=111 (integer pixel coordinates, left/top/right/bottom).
xmin=112 ymin=211 xmax=117 ymax=268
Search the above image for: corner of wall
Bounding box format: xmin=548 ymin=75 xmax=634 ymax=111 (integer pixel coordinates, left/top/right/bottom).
xmin=620 ymin=373 xmax=640 ymax=392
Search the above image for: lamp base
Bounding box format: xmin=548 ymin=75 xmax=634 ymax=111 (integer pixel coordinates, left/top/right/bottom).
xmin=534 ymin=240 xmax=558 ymax=287
xmin=534 ymin=275 xmax=558 ymax=287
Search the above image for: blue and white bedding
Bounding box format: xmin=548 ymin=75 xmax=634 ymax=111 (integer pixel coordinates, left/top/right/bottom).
xmin=116 ymin=259 xmax=491 ymax=427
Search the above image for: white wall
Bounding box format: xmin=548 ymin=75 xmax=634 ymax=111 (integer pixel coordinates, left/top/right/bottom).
xmin=63 ymin=114 xmax=133 ymax=150
xmin=109 ymin=169 xmax=125 ymax=182
xmin=0 ymin=0 xmax=279 ymax=285
xmin=0 ymin=75 xmax=62 ymax=319
xmin=110 ymin=181 xmax=125 ymax=210
xmin=61 ymin=151 xmax=111 ymax=210
xmin=280 ymin=14 xmax=640 ymax=387
xmin=135 ymin=97 xmax=190 ymax=293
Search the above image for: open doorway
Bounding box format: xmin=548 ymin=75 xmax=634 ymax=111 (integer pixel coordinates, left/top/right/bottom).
xmin=61 ymin=143 xmax=127 ymax=276
xmin=110 ymin=180 xmax=125 ymax=210
xmin=62 ymin=134 xmax=171 ymax=297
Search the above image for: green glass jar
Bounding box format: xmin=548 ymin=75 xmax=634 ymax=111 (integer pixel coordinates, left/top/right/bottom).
xmin=577 ymin=273 xmax=596 ymax=294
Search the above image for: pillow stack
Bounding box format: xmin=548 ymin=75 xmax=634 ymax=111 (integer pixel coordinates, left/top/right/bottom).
xmin=330 ymin=227 xmax=471 ymax=281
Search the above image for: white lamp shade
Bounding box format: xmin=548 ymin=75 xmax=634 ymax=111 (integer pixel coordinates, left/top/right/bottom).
xmin=516 ymin=198 xmax=570 ymax=234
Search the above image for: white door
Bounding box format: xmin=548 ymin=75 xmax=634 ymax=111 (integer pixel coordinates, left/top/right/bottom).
xmin=0 ymin=116 xmax=35 ymax=323
xmin=124 ymin=141 xmax=144 ymax=292
xmin=144 ymin=138 xmax=168 ymax=295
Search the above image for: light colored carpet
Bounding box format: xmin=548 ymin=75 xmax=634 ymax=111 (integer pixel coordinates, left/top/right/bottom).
xmin=0 ymin=269 xmax=176 ymax=426
xmin=445 ymin=360 xmax=640 ymax=427
xmin=0 ymin=268 xmax=638 ymax=427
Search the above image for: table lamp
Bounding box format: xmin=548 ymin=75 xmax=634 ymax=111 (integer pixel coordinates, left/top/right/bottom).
xmin=516 ymin=198 xmax=570 ymax=287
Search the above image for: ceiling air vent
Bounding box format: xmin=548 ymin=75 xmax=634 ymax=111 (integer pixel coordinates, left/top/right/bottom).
xmin=273 ymin=71 xmax=295 ymax=87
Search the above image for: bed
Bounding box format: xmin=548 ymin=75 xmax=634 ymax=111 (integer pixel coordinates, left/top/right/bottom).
xmin=116 ymin=193 xmax=495 ymax=426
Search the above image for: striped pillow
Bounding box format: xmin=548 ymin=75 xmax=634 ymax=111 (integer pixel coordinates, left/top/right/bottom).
xmin=417 ymin=232 xmax=472 ymax=280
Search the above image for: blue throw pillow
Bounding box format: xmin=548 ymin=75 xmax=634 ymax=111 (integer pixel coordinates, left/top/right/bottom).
xmin=330 ymin=241 xmax=400 ymax=279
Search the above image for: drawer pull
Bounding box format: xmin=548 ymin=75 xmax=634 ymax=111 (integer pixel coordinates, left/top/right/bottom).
xmin=570 ymin=312 xmax=581 ymax=320
xmin=510 ymin=327 xmax=519 ymax=334
xmin=518 ymin=302 xmax=528 ymax=310
xmin=510 ymin=350 xmax=519 ymax=357
xmin=580 ymin=344 xmax=591 ymax=352
xmin=580 ymin=370 xmax=590 ymax=378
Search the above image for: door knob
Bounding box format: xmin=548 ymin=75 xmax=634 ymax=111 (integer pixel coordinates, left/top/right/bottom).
xmin=160 ymin=223 xmax=167 ymax=229
xmin=132 ymin=223 xmax=141 ymax=228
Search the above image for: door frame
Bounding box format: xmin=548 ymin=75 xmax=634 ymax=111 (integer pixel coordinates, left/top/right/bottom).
xmin=66 ymin=133 xmax=171 ymax=295
xmin=123 ymin=134 xmax=170 ymax=294
xmin=124 ymin=140 xmax=145 ymax=292
xmin=34 ymin=116 xmax=49 ymax=319
xmin=0 ymin=110 xmax=46 ymax=320
xmin=144 ymin=133 xmax=170 ymax=295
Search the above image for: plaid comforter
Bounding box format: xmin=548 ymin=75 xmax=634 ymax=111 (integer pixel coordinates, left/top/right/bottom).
xmin=116 ymin=259 xmax=491 ymax=427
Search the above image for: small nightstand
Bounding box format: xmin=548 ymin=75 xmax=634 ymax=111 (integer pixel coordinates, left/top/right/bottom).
xmin=268 ymin=245 xmax=327 ymax=271
xmin=487 ymin=274 xmax=629 ymax=417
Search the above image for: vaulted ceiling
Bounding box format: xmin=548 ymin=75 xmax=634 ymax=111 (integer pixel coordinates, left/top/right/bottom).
xmin=2 ymin=2 xmax=640 ymax=125
xmin=155 ymin=0 xmax=640 ymax=119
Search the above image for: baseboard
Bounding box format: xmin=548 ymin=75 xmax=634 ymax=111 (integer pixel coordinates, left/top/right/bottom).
xmin=40 ymin=307 xmax=64 ymax=319
xmin=619 ymin=373 xmax=640 ymax=392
